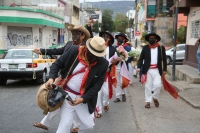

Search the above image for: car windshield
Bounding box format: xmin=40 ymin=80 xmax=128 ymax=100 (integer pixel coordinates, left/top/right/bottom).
xmin=4 ymin=50 xmax=39 ymax=59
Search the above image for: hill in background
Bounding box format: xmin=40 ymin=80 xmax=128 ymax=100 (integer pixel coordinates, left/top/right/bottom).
xmin=80 ymin=1 xmax=135 ymax=18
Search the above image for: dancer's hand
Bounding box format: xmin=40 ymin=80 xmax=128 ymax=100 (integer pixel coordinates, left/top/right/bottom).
xmin=136 ymin=69 xmax=140 ymax=74
xmin=162 ymin=71 xmax=167 ymax=77
xmin=32 ymin=48 xmax=41 ymax=54
xmin=69 ymin=98 xmax=84 ymax=106
xmin=45 ymin=78 xmax=54 ymax=90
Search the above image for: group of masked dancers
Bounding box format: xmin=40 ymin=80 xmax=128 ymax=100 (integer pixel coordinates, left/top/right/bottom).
xmin=32 ymin=23 xmax=167 ymax=133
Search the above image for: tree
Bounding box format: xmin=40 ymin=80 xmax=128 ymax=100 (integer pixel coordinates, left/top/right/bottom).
xmin=114 ymin=13 xmax=128 ymax=33
xmin=101 ymin=9 xmax=115 ymax=32
xmin=93 ymin=20 xmax=99 ymax=33
xmin=177 ymin=25 xmax=186 ymax=43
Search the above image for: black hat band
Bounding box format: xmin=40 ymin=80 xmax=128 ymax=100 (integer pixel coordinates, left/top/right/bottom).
xmin=89 ymin=43 xmax=104 ymax=53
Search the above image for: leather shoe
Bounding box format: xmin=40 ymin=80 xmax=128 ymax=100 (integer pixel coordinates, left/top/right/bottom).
xmin=122 ymin=94 xmax=126 ymax=102
xmin=114 ymin=98 xmax=120 ymax=103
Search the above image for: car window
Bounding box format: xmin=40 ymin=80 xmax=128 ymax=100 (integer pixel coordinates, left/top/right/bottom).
xmin=4 ymin=50 xmax=39 ymax=59
xmin=177 ymin=45 xmax=185 ymax=51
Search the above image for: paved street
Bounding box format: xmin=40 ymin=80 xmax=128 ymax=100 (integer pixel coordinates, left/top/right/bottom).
xmin=0 ymin=77 xmax=200 ymax=133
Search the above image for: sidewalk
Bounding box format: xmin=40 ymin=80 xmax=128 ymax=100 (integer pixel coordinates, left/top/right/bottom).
xmin=166 ymin=65 xmax=200 ymax=108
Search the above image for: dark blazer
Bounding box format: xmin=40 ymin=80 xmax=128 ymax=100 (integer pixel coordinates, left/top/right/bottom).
xmin=108 ymin=45 xmax=116 ymax=58
xmin=40 ymin=41 xmax=86 ymax=55
xmin=137 ymin=45 xmax=167 ymax=76
xmin=49 ymin=45 xmax=109 ymax=114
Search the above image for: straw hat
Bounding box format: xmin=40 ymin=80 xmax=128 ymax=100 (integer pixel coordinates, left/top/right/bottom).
xmin=36 ymin=84 xmax=63 ymax=115
xmin=145 ymin=32 xmax=161 ymax=42
xmin=86 ymin=36 xmax=106 ymax=57
xmin=68 ymin=24 xmax=90 ymax=41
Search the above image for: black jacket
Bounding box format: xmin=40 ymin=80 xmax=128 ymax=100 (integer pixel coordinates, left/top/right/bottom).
xmin=40 ymin=41 xmax=86 ymax=55
xmin=137 ymin=45 xmax=167 ymax=76
xmin=108 ymin=45 xmax=116 ymax=58
xmin=49 ymin=45 xmax=109 ymax=114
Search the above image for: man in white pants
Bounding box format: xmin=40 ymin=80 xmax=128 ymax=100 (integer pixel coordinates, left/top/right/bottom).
xmin=113 ymin=32 xmax=131 ymax=103
xmin=45 ymin=36 xmax=108 ymax=133
xmin=95 ymin=31 xmax=116 ymax=118
xmin=33 ymin=25 xmax=90 ymax=132
xmin=137 ymin=32 xmax=167 ymax=108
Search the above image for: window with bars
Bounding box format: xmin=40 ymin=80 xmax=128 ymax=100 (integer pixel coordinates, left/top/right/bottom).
xmin=191 ymin=20 xmax=200 ymax=38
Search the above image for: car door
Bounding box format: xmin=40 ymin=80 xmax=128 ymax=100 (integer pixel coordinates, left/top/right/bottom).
xmin=176 ymin=45 xmax=185 ymax=60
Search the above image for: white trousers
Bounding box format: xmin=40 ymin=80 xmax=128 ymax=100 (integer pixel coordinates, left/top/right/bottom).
xmin=144 ymin=68 xmax=162 ymax=103
xmin=128 ymin=63 xmax=134 ymax=84
xmin=96 ymin=77 xmax=109 ymax=114
xmin=56 ymin=92 xmax=95 ymax=133
xmin=40 ymin=108 xmax=80 ymax=129
xmin=115 ymin=70 xmax=126 ymax=99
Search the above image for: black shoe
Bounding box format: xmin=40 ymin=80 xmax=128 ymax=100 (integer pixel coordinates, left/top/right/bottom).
xmin=122 ymin=94 xmax=126 ymax=102
xmin=114 ymin=98 xmax=121 ymax=103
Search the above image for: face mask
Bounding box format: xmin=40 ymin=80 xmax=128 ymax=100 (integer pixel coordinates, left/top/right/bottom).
xmin=149 ymin=38 xmax=156 ymax=45
xmin=117 ymin=38 xmax=123 ymax=45
xmin=86 ymin=49 xmax=98 ymax=63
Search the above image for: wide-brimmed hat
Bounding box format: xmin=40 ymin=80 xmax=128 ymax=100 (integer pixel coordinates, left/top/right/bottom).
xmin=68 ymin=24 xmax=90 ymax=41
xmin=86 ymin=36 xmax=106 ymax=57
xmin=115 ymin=32 xmax=128 ymax=40
xmin=99 ymin=31 xmax=114 ymax=45
xmin=36 ymin=84 xmax=63 ymax=115
xmin=145 ymin=32 xmax=161 ymax=42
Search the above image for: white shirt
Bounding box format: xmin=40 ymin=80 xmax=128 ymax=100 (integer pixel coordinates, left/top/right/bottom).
xmin=150 ymin=47 xmax=158 ymax=65
xmin=66 ymin=62 xmax=87 ymax=93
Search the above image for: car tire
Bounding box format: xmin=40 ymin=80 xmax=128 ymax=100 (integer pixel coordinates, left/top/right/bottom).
xmin=166 ymin=56 xmax=171 ymax=65
xmin=36 ymin=71 xmax=47 ymax=84
xmin=0 ymin=78 xmax=7 ymax=85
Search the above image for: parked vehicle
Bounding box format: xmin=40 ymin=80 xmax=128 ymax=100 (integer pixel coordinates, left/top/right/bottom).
xmin=0 ymin=49 xmax=56 ymax=85
xmin=165 ymin=44 xmax=185 ymax=65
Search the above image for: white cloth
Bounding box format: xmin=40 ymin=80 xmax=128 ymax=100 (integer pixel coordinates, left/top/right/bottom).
xmin=115 ymin=70 xmax=126 ymax=99
xmin=128 ymin=63 xmax=134 ymax=84
xmin=96 ymin=46 xmax=110 ymax=114
xmin=41 ymin=109 xmax=59 ymax=127
xmin=96 ymin=77 xmax=109 ymax=114
xmin=150 ymin=47 xmax=158 ymax=64
xmin=67 ymin=63 xmax=87 ymax=93
xmin=40 ymin=109 xmax=80 ymax=129
xmin=144 ymin=68 xmax=162 ymax=102
xmin=56 ymin=92 xmax=94 ymax=133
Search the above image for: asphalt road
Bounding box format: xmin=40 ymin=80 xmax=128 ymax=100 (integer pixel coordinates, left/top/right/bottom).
xmin=1 ymin=77 xmax=200 ymax=133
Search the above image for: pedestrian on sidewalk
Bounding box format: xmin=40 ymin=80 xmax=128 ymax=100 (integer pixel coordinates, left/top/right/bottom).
xmin=195 ymin=37 xmax=200 ymax=75
xmin=33 ymin=24 xmax=90 ymax=133
xmin=94 ymin=31 xmax=116 ymax=118
xmin=45 ymin=36 xmax=108 ymax=133
xmin=113 ymin=32 xmax=132 ymax=103
xmin=137 ymin=32 xmax=167 ymax=108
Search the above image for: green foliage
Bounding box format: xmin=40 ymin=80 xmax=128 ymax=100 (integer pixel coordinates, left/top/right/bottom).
xmin=168 ymin=25 xmax=186 ymax=44
xmin=177 ymin=25 xmax=186 ymax=43
xmin=93 ymin=20 xmax=99 ymax=33
xmin=101 ymin=9 xmax=115 ymax=32
xmin=140 ymin=32 xmax=148 ymax=43
xmin=114 ymin=13 xmax=128 ymax=33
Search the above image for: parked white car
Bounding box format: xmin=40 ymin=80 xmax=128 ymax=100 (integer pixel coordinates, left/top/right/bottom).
xmin=165 ymin=44 xmax=186 ymax=65
xmin=0 ymin=49 xmax=56 ymax=85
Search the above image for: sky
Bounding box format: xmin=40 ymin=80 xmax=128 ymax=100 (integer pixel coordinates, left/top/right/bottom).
xmin=79 ymin=0 xmax=135 ymax=3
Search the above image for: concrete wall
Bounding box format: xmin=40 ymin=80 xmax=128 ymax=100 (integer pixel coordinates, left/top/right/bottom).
xmin=186 ymin=7 xmax=200 ymax=46
xmin=0 ymin=23 xmax=56 ymax=49
xmin=154 ymin=17 xmax=174 ymax=46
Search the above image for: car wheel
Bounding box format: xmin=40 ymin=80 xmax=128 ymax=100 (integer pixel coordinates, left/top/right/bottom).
xmin=0 ymin=78 xmax=7 ymax=85
xmin=166 ymin=56 xmax=171 ymax=65
xmin=36 ymin=71 xmax=47 ymax=84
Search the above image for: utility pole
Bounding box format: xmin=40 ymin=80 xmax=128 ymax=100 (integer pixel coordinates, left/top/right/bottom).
xmin=134 ymin=0 xmax=138 ymax=48
xmin=172 ymin=0 xmax=179 ymax=81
